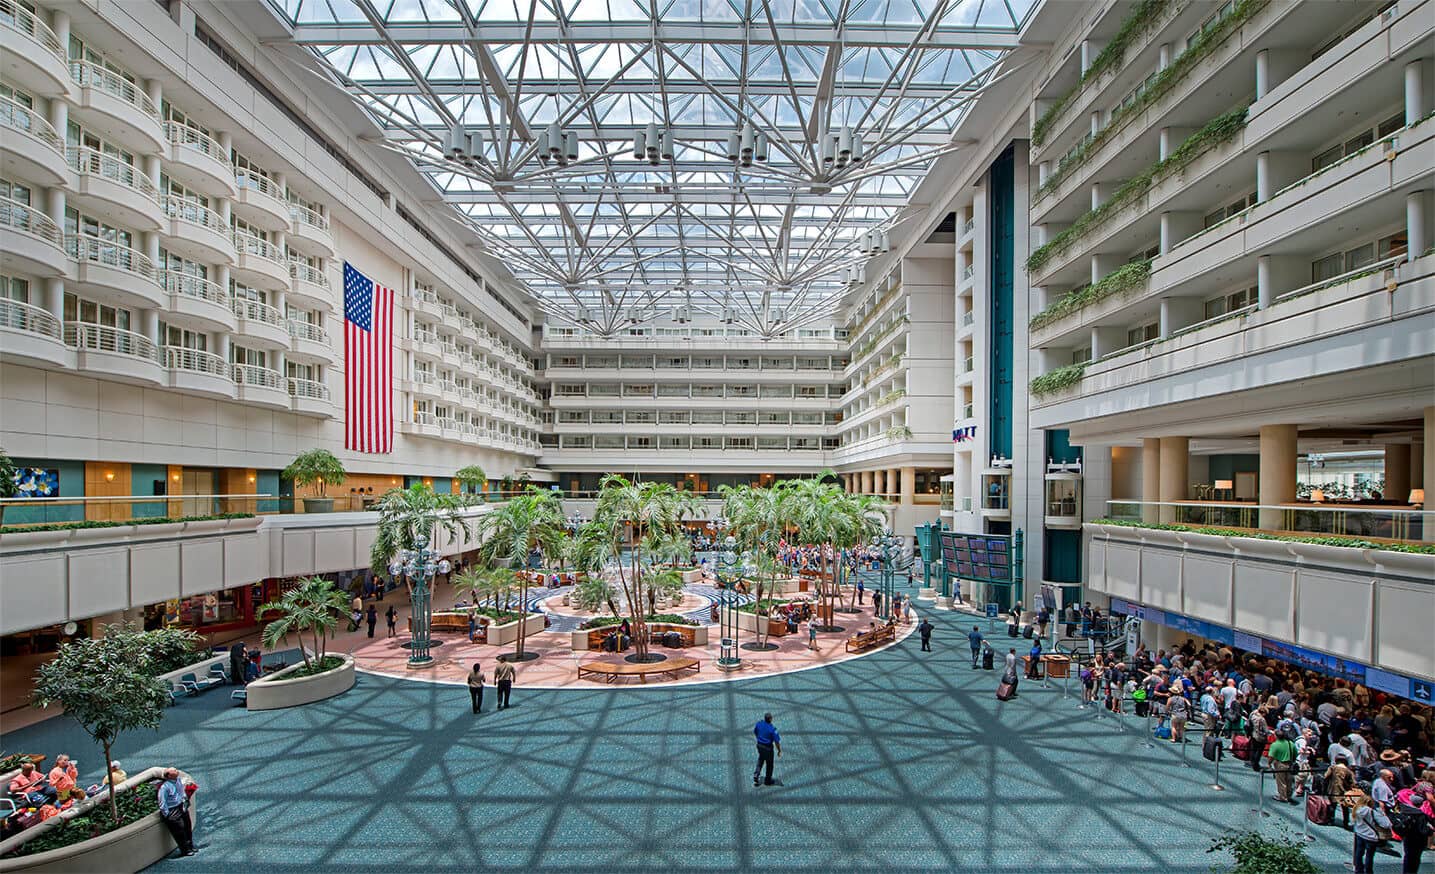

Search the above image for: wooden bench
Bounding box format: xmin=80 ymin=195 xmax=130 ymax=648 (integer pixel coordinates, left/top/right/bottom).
xmin=584 ymin=622 xmax=696 ymax=651
xmin=845 ymin=624 xmax=897 ymax=653
xmin=577 ymin=656 xmax=701 ymax=684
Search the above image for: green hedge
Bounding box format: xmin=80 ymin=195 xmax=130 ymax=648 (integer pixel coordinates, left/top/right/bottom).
xmin=1030 ymin=362 xmax=1088 ymax=397
xmin=580 ymin=613 xmax=696 ymax=629
xmin=2 ymin=513 xmax=255 ymax=535
xmin=1089 ymin=518 xmax=1435 ymax=555
xmin=1030 ymin=259 xmax=1152 ymax=331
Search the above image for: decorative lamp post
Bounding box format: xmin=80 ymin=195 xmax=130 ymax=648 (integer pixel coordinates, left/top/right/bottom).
xmin=878 ymin=530 xmax=899 ymax=620
xmin=716 ymin=534 xmax=742 ymax=671
xmin=388 ymin=533 xmax=451 ymax=667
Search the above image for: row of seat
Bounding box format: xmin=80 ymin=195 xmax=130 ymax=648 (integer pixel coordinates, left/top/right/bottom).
xmin=168 ymin=666 xmax=227 ymax=704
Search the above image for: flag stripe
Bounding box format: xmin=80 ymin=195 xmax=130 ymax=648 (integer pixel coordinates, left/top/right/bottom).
xmin=343 ymin=262 xmax=393 ymax=454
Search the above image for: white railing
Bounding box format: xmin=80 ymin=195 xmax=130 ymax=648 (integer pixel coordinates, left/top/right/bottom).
xmin=0 ymin=96 xmax=63 ymax=151
xmin=235 ymin=171 xmax=284 ymax=201
xmin=413 ymin=410 xmax=435 ymax=425
xmin=231 ymin=363 xmax=283 ymax=389
xmin=0 ymin=195 xmax=63 ymax=247
xmin=287 ymin=319 xmax=327 ymax=343
xmin=0 ymin=297 xmax=62 ymax=339
xmin=66 ymin=233 xmax=157 ymax=281
xmin=287 ymin=377 xmax=330 ymax=401
xmin=960 ymin=311 xmax=974 ymax=327
xmin=961 ymin=218 xmax=976 ymax=235
xmin=163 ymin=122 xmax=230 ymax=166
xmin=64 ymin=322 xmax=158 ymax=361
xmin=232 ymin=297 xmax=283 ymax=325
xmin=439 ymin=378 xmax=459 ymax=395
xmin=233 ymin=231 xmax=283 ymax=263
xmin=1 ymin=0 xmax=64 ymax=60
xmin=1274 ymin=253 xmax=1406 ymax=304
xmin=288 ymin=202 xmax=329 ymax=232
xmin=162 ymin=196 xmax=226 ymax=234
xmin=69 ymin=60 xmax=159 ymax=119
xmin=436 ymin=416 xmax=458 ymax=431
xmin=1104 ymin=500 xmax=1432 ymax=542
xmin=68 ymin=146 xmax=158 ymax=202
xmin=164 ymin=345 xmax=228 ymax=376
xmin=162 ymin=270 xmax=228 ymax=306
xmin=412 ymin=370 xmax=436 ymax=385
xmin=412 ymin=287 xmax=439 ymax=305
xmin=962 ymin=265 xmax=975 ymax=280
xmin=288 ymin=260 xmax=329 ymax=287
xmin=413 ymin=330 xmax=438 ymax=344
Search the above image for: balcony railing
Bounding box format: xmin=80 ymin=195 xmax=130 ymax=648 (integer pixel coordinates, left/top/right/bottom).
xmin=162 ymin=270 xmax=229 ymax=307
xmin=0 ymin=96 xmax=63 ymax=151
xmin=162 ymin=196 xmax=226 ymax=234
xmin=68 ymin=146 xmax=158 ymax=202
xmin=66 ymin=233 xmax=157 ymax=282
xmin=232 ymin=297 xmax=283 ymax=326
xmin=960 ymin=311 xmax=974 ymax=327
xmin=69 ymin=60 xmax=159 ymax=119
xmin=232 ymin=231 xmax=284 ymax=263
xmin=235 ymin=171 xmax=284 ymax=201
xmin=231 ymin=363 xmax=283 ymax=389
xmin=287 ymin=319 xmax=327 ymax=343
xmin=0 ymin=297 xmax=62 ymax=340
xmin=163 ymin=122 xmax=231 ymax=166
xmin=287 ymin=377 xmax=330 ymax=401
xmin=1104 ymin=500 xmax=1431 ymax=544
xmin=164 ymin=345 xmax=228 ymax=377
xmin=64 ymin=322 xmax=159 ymax=361
xmin=1 ymin=0 xmax=64 ymax=60
xmin=288 ymin=260 xmax=329 ymax=287
xmin=0 ymin=195 xmax=63 ymax=247
xmin=288 ymin=202 xmax=329 ymax=232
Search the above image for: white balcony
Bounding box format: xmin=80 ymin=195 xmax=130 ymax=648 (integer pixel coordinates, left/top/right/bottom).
xmin=163 ymin=271 xmax=236 ymax=333
xmin=163 ymin=122 xmax=237 ymax=198
xmin=231 ymin=363 xmax=289 ymax=408
xmin=66 ymin=233 xmax=164 ymax=310
xmin=68 ymin=60 xmax=164 ymax=155
xmin=0 ymin=195 xmax=67 ymax=278
xmin=408 ymin=287 xmax=443 ymax=319
xmin=231 ymin=172 xmax=289 ymax=231
xmin=67 ymin=146 xmax=163 ymax=231
xmin=288 ymin=377 xmax=334 ymax=417
xmin=287 ymin=260 xmax=333 ymax=311
xmin=231 ymin=232 xmax=290 ymax=290
xmin=0 ymin=96 xmax=69 ymax=185
xmin=0 ymin=298 xmax=69 ymax=369
xmin=64 ymin=321 xmax=163 ymax=385
xmin=286 ymin=319 xmax=333 ymax=363
xmin=231 ymin=297 xmax=290 ymax=348
xmin=287 ymin=204 xmax=334 ymax=258
xmin=165 ymin=345 xmax=236 ymax=399
xmin=161 ymin=196 xmax=235 ymax=266
xmin=0 ymin=4 xmax=72 ymax=97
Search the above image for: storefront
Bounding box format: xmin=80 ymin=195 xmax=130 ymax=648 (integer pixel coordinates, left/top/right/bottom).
xmin=143 ymin=582 xmax=278 ymax=635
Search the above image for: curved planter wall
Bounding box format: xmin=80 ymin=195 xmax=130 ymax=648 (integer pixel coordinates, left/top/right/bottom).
xmin=245 ymin=654 xmax=355 ymax=710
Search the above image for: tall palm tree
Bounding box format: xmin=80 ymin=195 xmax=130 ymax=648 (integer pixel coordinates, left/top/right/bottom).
xmin=476 ymin=487 xmax=566 ymax=660
xmin=258 ymin=576 xmax=347 ymax=670
xmin=369 ymin=483 xmax=473 ymax=660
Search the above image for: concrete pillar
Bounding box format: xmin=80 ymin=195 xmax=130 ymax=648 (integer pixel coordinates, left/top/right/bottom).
xmin=1091 ymin=253 xmax=1123 ymax=284
xmin=1090 ymin=325 xmax=1124 ymax=359
xmin=42 ymin=278 xmax=64 ymax=321
xmin=212 ymin=331 xmax=230 ymax=362
xmin=900 ymin=466 xmax=916 ymax=505
xmin=861 ymin=470 xmax=873 ymax=494
xmin=1090 ymin=111 xmax=1101 ymax=139
xmin=1158 ymin=436 xmax=1188 ymax=524
xmin=1256 ymin=152 xmax=1271 ymax=202
xmin=1256 ymin=255 xmax=1275 ymax=308
xmin=1406 ymin=60 xmax=1425 ymax=125
xmin=1384 ymin=444 xmax=1412 ymax=504
xmin=888 ymin=468 xmax=899 ymax=497
xmin=1424 ymin=407 xmax=1435 ymax=516
xmin=1160 ymin=212 xmax=1201 ymax=254
xmin=1080 ymin=40 xmax=1103 ymax=75
xmin=1255 ymin=49 xmax=1270 ymax=100
xmin=1142 ymin=437 xmax=1161 ymax=524
xmin=1259 ymin=425 xmax=1298 ymax=531
xmin=1158 ymin=43 xmax=1171 ymax=71
xmin=139 ymin=309 xmax=160 ymax=346
xmin=1408 ymin=191 xmax=1427 ymax=264
xmin=141 ymin=231 xmax=160 ymax=266
xmin=1159 ymin=297 xmax=1203 ymax=337
xmin=143 ymin=80 xmax=162 ymax=133
xmin=1037 ymin=161 xmax=1050 ymax=187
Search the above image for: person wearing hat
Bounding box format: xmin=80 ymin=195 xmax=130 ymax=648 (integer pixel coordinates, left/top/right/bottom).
xmin=1327 ymin=759 xmax=1358 ymax=829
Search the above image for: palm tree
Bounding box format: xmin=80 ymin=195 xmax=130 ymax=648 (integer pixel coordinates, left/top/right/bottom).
xmin=258 ymin=576 xmax=348 ymax=671
xmin=476 ymin=487 xmax=566 ymax=660
xmin=369 ymin=483 xmax=473 ymax=659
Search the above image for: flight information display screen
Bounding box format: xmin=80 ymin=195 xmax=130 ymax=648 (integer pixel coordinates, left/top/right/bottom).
xmin=939 ymin=531 xmax=1013 ymax=583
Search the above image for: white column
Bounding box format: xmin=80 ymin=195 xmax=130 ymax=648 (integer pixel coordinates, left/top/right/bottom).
xmin=1080 ymin=40 xmax=1103 ymax=75
xmin=1255 ymin=49 xmax=1270 ymax=100
xmin=1256 ymin=152 xmax=1271 ymax=202
xmin=139 ymin=308 xmax=160 ymax=346
xmin=1159 ymin=212 xmax=1200 ymax=254
xmin=1408 ymin=191 xmax=1427 ymax=264
xmin=1142 ymin=437 xmax=1161 ymax=524
xmin=1406 ymin=60 xmax=1425 ymax=125
xmin=1257 ymin=255 xmax=1274 ymax=309
xmin=1038 ymin=162 xmax=1050 ymax=187
xmin=1158 ymin=43 xmax=1171 ymax=71
xmin=1385 ymin=444 xmax=1412 ymax=504
xmin=1090 ymin=111 xmax=1101 ymax=139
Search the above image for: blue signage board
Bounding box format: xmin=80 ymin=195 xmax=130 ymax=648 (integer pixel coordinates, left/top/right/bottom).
xmin=985 ymin=602 xmax=999 ymax=619
xmin=1413 ymin=680 xmax=1432 ymax=704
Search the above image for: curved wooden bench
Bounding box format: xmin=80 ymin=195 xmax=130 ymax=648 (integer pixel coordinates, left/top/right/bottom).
xmin=577 ymin=656 xmax=701 ymax=684
xmin=845 ymin=624 xmax=896 ymax=653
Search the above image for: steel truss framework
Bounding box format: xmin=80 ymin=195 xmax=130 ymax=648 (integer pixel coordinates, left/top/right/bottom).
xmin=271 ymin=0 xmax=1032 ymax=336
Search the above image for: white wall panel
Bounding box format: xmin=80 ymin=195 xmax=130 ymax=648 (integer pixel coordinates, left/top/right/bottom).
xmin=180 ymin=539 xmax=226 ymax=596
xmin=1295 ymin=570 xmax=1373 ymax=666
xmin=129 ymin=543 xmax=181 ymax=607
xmin=223 ymin=533 xmax=264 ymax=588
xmin=1139 ymin=550 xmax=1181 ymax=612
xmin=0 ymin=555 xmax=66 ymax=636
xmin=1375 ymin=582 xmax=1435 ymax=680
xmin=282 ymin=530 xmax=315 ymax=577
xmin=1233 ymin=564 xmax=1296 ymax=642
xmin=1104 ymin=544 xmax=1141 ymax=601
xmin=1181 ymin=555 xmax=1233 ymax=625
xmin=67 ymin=548 xmax=131 ymax=620
xmin=313 ymin=528 xmax=356 ymax=573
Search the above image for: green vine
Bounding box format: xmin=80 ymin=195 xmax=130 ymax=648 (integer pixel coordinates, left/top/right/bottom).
xmin=1031 ymin=0 xmax=1171 ymax=147
xmin=1030 ymin=259 xmax=1152 ymax=331
xmin=1091 ymin=518 xmax=1435 ymax=555
xmin=885 ymin=425 xmax=914 ymax=441
xmin=875 ymin=388 xmax=907 ymax=407
xmin=1030 ymin=361 xmax=1087 ymax=396
xmin=1028 ymin=107 xmax=1248 ymax=273
xmin=852 ymin=315 xmax=908 ymax=361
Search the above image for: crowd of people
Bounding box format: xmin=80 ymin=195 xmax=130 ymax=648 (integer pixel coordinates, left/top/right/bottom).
xmin=4 ymin=755 xmax=143 ymax=838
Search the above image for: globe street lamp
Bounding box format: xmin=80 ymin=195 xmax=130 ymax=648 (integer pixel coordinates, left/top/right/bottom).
xmin=716 ymin=534 xmax=742 ymax=670
xmin=388 ymin=534 xmax=451 ymax=667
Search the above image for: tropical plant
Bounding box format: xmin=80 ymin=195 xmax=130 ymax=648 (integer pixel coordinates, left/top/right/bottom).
xmin=0 ymin=447 xmax=15 ymax=529
xmin=30 ymin=625 xmax=173 ymax=825
xmin=1206 ymin=828 xmax=1319 ymax=874
xmin=282 ymin=448 xmax=346 ymax=497
xmin=369 ymin=483 xmax=473 ymax=576
xmin=1031 ymin=362 xmax=1088 ymax=396
xmin=476 ymin=487 xmax=567 ymax=659
xmin=718 ymin=481 xmax=799 ymax=646
xmin=571 ymin=573 xmax=619 ymax=616
xmin=145 ymin=625 xmax=204 ymax=674
xmin=454 ymin=464 xmax=487 ymax=498
xmin=258 ymin=577 xmax=348 ymax=672
xmin=451 ymin=566 xmax=510 ymax=612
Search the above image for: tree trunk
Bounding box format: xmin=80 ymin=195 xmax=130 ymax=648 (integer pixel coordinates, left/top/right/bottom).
xmin=515 ymin=574 xmax=529 ymax=658
xmin=102 ymin=739 xmax=118 ymax=824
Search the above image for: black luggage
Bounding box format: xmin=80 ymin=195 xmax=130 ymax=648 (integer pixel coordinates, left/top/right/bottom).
xmin=1022 ymin=624 xmax=1033 ymax=639
xmin=1203 ymin=734 xmax=1222 ymax=762
xmin=1007 ymin=623 xmax=1018 ymax=638
xmin=982 ymin=649 xmax=994 ymax=670
xmin=1134 ymin=699 xmax=1150 ymax=718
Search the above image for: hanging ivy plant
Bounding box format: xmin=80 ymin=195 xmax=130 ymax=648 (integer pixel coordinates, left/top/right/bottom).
xmin=1030 ymin=260 xmax=1152 ymax=331
xmin=1030 ymin=362 xmax=1088 ymax=396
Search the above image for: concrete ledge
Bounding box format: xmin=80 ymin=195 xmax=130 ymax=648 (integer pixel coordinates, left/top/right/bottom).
xmin=245 ymin=653 xmax=354 ymax=710
xmin=484 ymin=613 xmax=546 ymax=647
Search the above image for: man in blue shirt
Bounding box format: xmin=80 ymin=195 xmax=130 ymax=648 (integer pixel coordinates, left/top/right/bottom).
xmin=968 ymin=626 xmax=984 ymax=669
xmin=157 ymin=768 xmax=196 ymax=857
xmin=753 ymin=713 xmax=781 ymax=787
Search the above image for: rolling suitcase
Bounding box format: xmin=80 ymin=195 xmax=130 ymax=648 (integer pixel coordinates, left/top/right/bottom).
xmin=1022 ymin=624 xmax=1034 ymax=639
xmin=1232 ymin=734 xmax=1252 ymax=761
xmin=1202 ymin=734 xmax=1222 ymax=762
xmin=996 ymin=681 xmax=1015 ymax=701
xmin=982 ymin=649 xmax=994 ymax=670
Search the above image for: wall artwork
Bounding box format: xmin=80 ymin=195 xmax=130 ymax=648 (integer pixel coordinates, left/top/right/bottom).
xmin=13 ymin=467 xmax=59 ymax=498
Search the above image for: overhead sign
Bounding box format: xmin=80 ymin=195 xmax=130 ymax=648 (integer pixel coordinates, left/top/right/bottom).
xmin=940 ymin=531 xmax=1013 ymax=584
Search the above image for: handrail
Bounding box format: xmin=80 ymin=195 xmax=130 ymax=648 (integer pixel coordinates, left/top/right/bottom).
xmin=0 ymin=0 xmax=64 ymax=60
xmin=1106 ymin=499 xmax=1432 ymax=517
xmin=66 ymin=233 xmax=157 ymax=281
xmin=1274 ymin=253 xmax=1406 ymax=304
xmin=232 ymin=297 xmax=282 ymax=325
xmin=231 ymin=363 xmax=282 ymax=388
xmin=287 ymin=377 xmax=330 ymax=400
xmin=69 ymin=59 xmax=159 ymax=119
xmin=289 ymin=202 xmax=329 ymax=231
xmin=162 ymin=270 xmax=229 ymax=306
xmin=0 ymin=195 xmax=63 ymax=246
xmin=63 ymin=322 xmax=159 ymax=361
xmin=68 ymin=146 xmax=158 ymax=201
xmin=233 ymin=231 xmax=283 ymax=262
xmin=164 ymin=345 xmax=228 ymax=376
xmin=235 ymin=171 xmax=283 ymax=200
xmin=287 ymin=319 xmax=327 ymax=343
xmin=162 ymin=196 xmax=226 ymax=234
xmin=288 ymin=260 xmax=329 ymax=286
xmin=0 ymin=298 xmax=62 ymax=339
xmin=163 ymin=121 xmax=230 ymax=165
xmin=0 ymin=96 xmax=63 ymax=150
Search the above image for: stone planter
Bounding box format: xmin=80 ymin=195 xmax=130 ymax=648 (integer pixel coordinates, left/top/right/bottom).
xmin=0 ymin=767 xmax=191 ymax=874
xmin=0 ymin=530 xmax=72 ymax=549
xmin=301 ymin=498 xmax=334 ymax=514
xmin=483 ymin=613 xmax=546 ymax=647
xmin=245 ymin=653 xmax=354 ymax=710
xmin=679 ymin=568 xmax=703 ymax=584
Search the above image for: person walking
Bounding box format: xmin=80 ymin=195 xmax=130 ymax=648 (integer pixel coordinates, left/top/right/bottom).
xmin=752 ymin=712 xmax=781 ymax=787
xmin=365 ymin=605 xmax=378 ymax=638
xmin=872 ymin=590 xmax=882 ymax=617
xmin=968 ymin=626 xmax=984 ymax=669
xmin=157 ymin=768 xmax=196 ymax=857
xmin=918 ymin=618 xmax=933 ymax=652
xmin=857 ymin=579 xmax=865 ymax=604
xmin=1269 ymin=732 xmax=1296 ymax=802
xmin=467 ymin=662 xmax=485 ymax=714
xmin=228 ymin=641 xmax=247 ymax=685
xmin=1351 ymin=790 xmax=1391 ymax=874
xmin=385 ymin=605 xmax=397 ymax=638
xmin=494 ymin=659 xmax=516 ymax=709
xmin=808 ymin=621 xmax=818 ymax=651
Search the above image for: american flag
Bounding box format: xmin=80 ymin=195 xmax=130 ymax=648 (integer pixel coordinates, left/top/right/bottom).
xmin=343 ymin=262 xmax=393 ymax=453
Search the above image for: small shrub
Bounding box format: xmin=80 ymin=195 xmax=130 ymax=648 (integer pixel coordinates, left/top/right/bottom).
xmin=1206 ymin=828 xmax=1319 ymax=874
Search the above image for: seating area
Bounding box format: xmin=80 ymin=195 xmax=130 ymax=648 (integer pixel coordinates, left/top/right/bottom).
xmin=845 ymin=623 xmax=897 ymax=653
xmin=576 ymin=656 xmax=701 ymax=684
xmin=169 ymin=666 xmax=228 ymax=704
xmin=584 ymin=622 xmax=697 ymax=651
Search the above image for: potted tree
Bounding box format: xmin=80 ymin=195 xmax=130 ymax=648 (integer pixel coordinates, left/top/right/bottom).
xmin=282 ymin=449 xmax=346 ymax=513
xmin=455 ymin=464 xmax=487 ymax=502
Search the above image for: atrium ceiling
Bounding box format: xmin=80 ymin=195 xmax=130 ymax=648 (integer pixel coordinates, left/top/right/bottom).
xmin=268 ymin=0 xmax=1035 ymax=335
